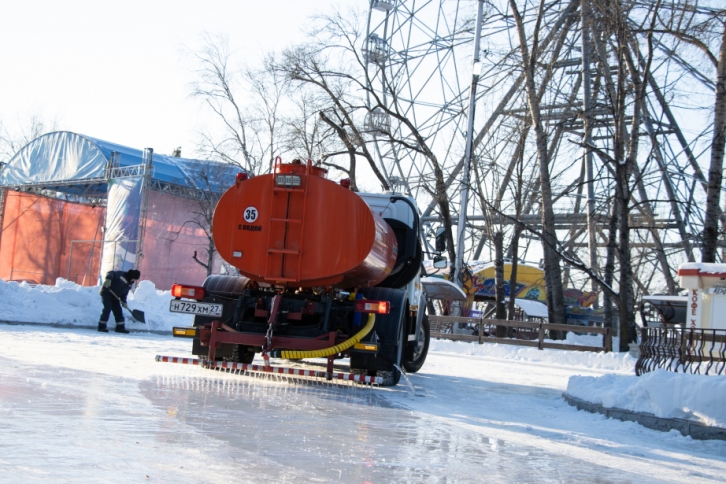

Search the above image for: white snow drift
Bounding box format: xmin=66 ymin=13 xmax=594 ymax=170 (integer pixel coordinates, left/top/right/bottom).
xmin=0 ymin=277 xmax=192 ymax=331
xmin=567 ymin=370 xmax=726 ymax=427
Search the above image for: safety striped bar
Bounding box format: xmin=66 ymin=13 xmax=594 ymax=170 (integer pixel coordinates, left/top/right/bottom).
xmin=155 ymin=355 xmax=383 ymax=384
xmin=156 ymin=356 xmax=200 ymax=365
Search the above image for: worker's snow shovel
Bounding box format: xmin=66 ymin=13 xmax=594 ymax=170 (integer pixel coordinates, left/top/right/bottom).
xmin=109 ymin=289 xmax=146 ymax=324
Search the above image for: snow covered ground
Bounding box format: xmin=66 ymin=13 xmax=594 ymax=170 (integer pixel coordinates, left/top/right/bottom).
xmin=1 ymin=325 xmax=725 ymax=482
xmin=1 ymin=279 xmax=726 ymax=482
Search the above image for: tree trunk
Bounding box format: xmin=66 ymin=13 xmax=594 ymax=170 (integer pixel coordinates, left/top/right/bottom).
xmin=507 ymin=227 xmax=521 ymax=320
xmin=616 ymin=162 xmax=635 ymax=351
xmin=434 ymin=164 xmax=458 ymax=280
xmin=603 ymin=199 xmax=618 ymax=333
xmin=207 ymin=237 xmax=215 ymax=277
xmin=703 ymin=24 xmax=726 ymax=263
xmin=612 ymin=25 xmax=651 ymax=351
xmin=494 ymin=232 xmax=507 ymax=337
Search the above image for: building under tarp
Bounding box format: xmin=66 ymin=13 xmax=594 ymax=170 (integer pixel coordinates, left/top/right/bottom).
xmin=0 ymin=132 xmax=241 ymax=289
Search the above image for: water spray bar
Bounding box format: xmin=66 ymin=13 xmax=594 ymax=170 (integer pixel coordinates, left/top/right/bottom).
xmin=155 ymin=355 xmax=383 ymax=384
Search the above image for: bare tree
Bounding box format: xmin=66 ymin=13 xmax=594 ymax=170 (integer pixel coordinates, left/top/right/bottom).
xmin=508 ymin=0 xmax=567 ymax=326
xmin=170 ymin=162 xmax=228 ymax=277
xmin=249 ymin=55 xmax=289 ymax=173
xmin=0 ymin=114 xmax=58 ymax=162
xmin=189 ymin=34 xmax=287 ymax=175
xmin=272 ymin=9 xmax=461 ymax=271
xmin=274 ymin=44 xmax=389 ymax=191
xmin=701 ymin=21 xmax=726 ymax=262
xmin=281 ymin=88 xmax=338 ymax=164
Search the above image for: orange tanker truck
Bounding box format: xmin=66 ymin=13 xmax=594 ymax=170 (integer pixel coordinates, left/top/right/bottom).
xmin=161 ymin=158 xmax=430 ymax=385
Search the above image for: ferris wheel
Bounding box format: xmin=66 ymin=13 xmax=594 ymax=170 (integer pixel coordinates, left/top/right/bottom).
xmin=363 ymin=0 xmax=478 ymax=209
xmin=362 ymin=0 xmax=711 ymax=295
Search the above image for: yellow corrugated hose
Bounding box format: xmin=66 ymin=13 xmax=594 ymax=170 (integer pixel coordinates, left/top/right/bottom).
xmin=279 ymin=313 xmax=376 ymax=359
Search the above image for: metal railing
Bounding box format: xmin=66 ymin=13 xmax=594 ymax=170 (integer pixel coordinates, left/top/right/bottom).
xmin=429 ymin=316 xmax=612 ymax=353
xmin=636 ymin=327 xmax=726 ymax=376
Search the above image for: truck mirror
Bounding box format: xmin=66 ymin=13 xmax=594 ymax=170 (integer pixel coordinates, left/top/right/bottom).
xmin=433 ymin=255 xmax=447 ymax=269
xmin=435 ymin=227 xmax=446 ymax=252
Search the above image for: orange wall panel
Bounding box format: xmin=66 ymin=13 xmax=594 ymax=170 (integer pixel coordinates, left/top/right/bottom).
xmin=0 ymin=190 xmax=104 ymax=285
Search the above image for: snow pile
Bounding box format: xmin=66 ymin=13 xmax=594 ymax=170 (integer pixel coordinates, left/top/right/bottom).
xmin=567 ymin=370 xmax=726 ymax=427
xmin=0 ymin=278 xmax=192 ymax=331
xmin=429 ymin=337 xmax=635 ymax=373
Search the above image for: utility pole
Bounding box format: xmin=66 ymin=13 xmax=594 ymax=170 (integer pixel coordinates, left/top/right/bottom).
xmin=456 ymin=0 xmax=484 ymax=287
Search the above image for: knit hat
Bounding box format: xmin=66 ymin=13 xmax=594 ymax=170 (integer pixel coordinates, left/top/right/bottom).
xmin=125 ymin=269 xmax=141 ymax=281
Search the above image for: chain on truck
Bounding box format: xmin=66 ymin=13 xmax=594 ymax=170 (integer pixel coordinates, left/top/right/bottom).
xmin=159 ymin=157 xmax=435 ymax=386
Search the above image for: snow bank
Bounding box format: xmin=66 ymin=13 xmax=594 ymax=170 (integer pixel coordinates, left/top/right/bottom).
xmin=0 ymin=278 xmax=192 ymax=331
xmin=567 ymin=370 xmax=726 ymax=427
xmin=429 ymin=337 xmax=635 ymax=373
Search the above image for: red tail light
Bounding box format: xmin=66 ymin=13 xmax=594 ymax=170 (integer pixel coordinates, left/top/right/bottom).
xmin=171 ymin=284 xmax=205 ymax=300
xmin=355 ymin=300 xmax=390 ymax=314
xmin=236 ymin=172 xmax=249 ymax=182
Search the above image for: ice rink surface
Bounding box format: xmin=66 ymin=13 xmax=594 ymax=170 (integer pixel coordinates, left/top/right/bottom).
xmin=1 ymin=325 xmax=725 ymax=483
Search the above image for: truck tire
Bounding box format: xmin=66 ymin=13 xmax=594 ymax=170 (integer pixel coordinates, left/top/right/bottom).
xmin=225 ymin=344 xmax=256 ymax=364
xmin=403 ymin=315 xmax=430 ymax=373
xmin=350 ymin=287 xmax=407 ymax=386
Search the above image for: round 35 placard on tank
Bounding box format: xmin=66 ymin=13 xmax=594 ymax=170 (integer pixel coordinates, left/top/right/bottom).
xmin=243 ymin=207 xmax=258 ymax=223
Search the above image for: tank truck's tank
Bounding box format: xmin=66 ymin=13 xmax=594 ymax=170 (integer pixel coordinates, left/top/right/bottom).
xmin=212 ymin=159 xmax=398 ymax=288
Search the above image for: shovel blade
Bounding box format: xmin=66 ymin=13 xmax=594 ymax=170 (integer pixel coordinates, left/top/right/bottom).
xmin=131 ymin=309 xmax=146 ymax=324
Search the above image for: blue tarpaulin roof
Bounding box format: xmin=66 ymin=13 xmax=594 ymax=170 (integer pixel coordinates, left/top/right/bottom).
xmin=0 ymin=131 xmax=241 ymax=196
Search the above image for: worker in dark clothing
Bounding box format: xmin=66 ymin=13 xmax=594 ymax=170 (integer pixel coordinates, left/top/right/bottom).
xmin=98 ymin=269 xmax=141 ymax=334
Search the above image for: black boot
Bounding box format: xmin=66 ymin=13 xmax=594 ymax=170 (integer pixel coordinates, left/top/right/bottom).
xmin=115 ymin=323 xmax=130 ymax=334
xmin=98 ymin=322 xmax=109 ymax=333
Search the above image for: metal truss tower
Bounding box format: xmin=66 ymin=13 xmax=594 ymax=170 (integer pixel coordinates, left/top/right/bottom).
xmin=364 ymin=0 xmax=722 ymax=297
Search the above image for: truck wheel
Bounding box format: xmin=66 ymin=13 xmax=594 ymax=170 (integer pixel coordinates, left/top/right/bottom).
xmin=403 ymin=315 xmax=430 ymax=373
xmin=223 ymin=344 xmax=255 ymax=364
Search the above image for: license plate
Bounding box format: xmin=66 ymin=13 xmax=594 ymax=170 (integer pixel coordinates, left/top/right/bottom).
xmin=169 ymin=299 xmax=223 ymax=317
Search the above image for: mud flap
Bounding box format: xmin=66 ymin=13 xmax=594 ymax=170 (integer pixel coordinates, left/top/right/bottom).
xmin=350 ymin=287 xmax=408 ymax=377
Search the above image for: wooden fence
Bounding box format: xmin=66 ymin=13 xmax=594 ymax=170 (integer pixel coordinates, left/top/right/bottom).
xmin=429 ymin=316 xmax=612 ymax=353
